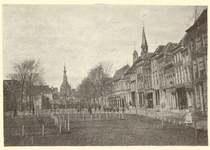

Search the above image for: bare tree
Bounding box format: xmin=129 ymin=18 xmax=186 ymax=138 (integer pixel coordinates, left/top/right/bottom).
xmin=88 ymin=61 xmax=113 ymax=107
xmin=25 ymin=60 xmax=44 ymax=113
xmin=77 ymin=61 xmax=113 ymax=108
xmin=8 ymin=59 xmax=45 ymax=112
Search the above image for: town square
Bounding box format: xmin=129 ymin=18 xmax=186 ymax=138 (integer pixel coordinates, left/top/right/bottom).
xmin=3 ymin=4 xmax=208 ymax=146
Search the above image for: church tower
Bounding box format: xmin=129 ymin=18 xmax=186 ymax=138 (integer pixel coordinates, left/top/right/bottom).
xmin=60 ymin=63 xmax=71 ymax=99
xmin=133 ymin=42 xmax=138 ymax=64
xmin=141 ymin=27 xmax=148 ymax=57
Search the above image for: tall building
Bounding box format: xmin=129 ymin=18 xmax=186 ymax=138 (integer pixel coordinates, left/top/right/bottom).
xmin=185 ymin=9 xmax=207 ymax=115
xmin=60 ymin=64 xmax=71 ymax=100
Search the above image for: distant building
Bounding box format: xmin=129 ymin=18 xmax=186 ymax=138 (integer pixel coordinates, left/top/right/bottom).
xmin=60 ymin=64 xmax=71 ymax=100
xmin=3 ymin=80 xmax=20 ymax=115
xmin=108 ymin=64 xmax=130 ymax=108
xmin=151 ymin=45 xmax=165 ymax=110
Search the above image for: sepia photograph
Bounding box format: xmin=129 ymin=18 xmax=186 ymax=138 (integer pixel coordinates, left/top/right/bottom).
xmin=2 ymin=3 xmax=208 ymax=146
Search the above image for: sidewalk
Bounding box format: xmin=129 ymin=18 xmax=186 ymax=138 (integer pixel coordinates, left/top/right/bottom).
xmin=125 ymin=107 xmax=207 ymax=130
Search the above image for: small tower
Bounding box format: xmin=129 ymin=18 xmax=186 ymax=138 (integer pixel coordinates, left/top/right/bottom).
xmin=133 ymin=42 xmax=138 ymax=63
xmin=141 ymin=26 xmax=148 ymax=57
xmin=60 ymin=63 xmax=71 ymax=98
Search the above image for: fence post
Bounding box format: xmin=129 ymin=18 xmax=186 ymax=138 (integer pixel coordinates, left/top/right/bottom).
xmin=83 ymin=112 xmax=85 ymax=122
xmin=119 ymin=112 xmax=120 ymax=119
xmin=59 ymin=123 xmax=62 ymax=134
xmin=42 ymin=124 xmax=44 ymax=136
xmin=75 ymin=114 xmax=76 ymax=122
xmin=113 ymin=112 xmax=114 ymax=121
xmin=22 ymin=125 xmax=24 ymax=136
xmin=31 ymin=136 xmax=33 ymax=145
xmin=68 ymin=115 xmax=70 ymax=132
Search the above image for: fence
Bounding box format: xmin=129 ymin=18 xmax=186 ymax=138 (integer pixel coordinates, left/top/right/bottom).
xmin=4 ymin=108 xmax=126 ymax=146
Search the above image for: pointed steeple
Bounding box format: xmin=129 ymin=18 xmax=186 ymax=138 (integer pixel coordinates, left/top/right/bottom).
xmin=64 ymin=63 xmax=66 ymax=74
xmin=63 ymin=63 xmax=67 ymax=82
xmin=141 ymin=26 xmax=148 ymax=56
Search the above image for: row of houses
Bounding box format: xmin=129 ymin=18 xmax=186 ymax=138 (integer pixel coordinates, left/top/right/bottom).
xmin=106 ymin=9 xmax=207 ymax=115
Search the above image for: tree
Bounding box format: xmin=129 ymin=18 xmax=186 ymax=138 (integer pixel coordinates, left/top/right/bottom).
xmin=88 ymin=61 xmax=113 ymax=107
xmin=77 ymin=61 xmax=113 ymax=108
xmin=77 ymin=77 xmax=95 ymax=107
xmin=8 ymin=59 xmax=44 ymax=112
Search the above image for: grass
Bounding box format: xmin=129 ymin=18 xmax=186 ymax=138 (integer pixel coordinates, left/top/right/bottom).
xmin=4 ymin=113 xmax=208 ymax=146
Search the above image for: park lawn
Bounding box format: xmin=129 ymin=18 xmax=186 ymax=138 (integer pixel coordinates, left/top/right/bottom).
xmin=4 ymin=114 xmax=208 ymax=146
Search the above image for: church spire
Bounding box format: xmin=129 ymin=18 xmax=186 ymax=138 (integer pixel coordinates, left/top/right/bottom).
xmin=141 ymin=26 xmax=148 ymax=56
xmin=63 ymin=63 xmax=67 ymax=82
xmin=64 ymin=63 xmax=66 ymax=74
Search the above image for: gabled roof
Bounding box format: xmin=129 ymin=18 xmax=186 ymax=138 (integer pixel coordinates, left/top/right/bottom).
xmin=159 ymin=42 xmax=177 ymax=55
xmin=143 ymin=52 xmax=154 ymax=59
xmin=154 ymin=45 xmax=165 ymax=54
xmin=112 ymin=64 xmax=130 ymax=81
xmin=186 ymin=8 xmax=207 ymax=33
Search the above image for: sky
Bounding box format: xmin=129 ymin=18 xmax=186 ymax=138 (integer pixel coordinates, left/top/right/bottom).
xmin=2 ymin=5 xmax=207 ymax=89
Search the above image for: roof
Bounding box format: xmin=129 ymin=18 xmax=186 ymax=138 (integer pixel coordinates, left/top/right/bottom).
xmin=112 ymin=64 xmax=130 ymax=81
xmin=186 ymin=8 xmax=207 ymax=32
xmin=160 ymin=42 xmax=177 ymax=55
xmin=143 ymin=52 xmax=154 ymax=59
xmin=154 ymin=45 xmax=165 ymax=54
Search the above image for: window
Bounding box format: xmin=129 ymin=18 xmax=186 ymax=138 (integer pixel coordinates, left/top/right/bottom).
xmin=182 ymin=55 xmax=185 ymax=63
xmin=186 ymin=54 xmax=189 ymax=62
xmin=179 ymin=66 xmax=182 ymax=83
xmin=181 ymin=66 xmax=184 ymax=83
xmin=177 ymin=53 xmax=179 ymax=62
xmin=202 ymin=33 xmax=207 ymax=48
xmin=195 ymin=37 xmax=202 ymax=50
xmin=187 ymin=67 xmax=190 ymax=81
xmin=177 ymin=67 xmax=180 ymax=84
xmin=193 ymin=60 xmax=198 ymax=79
xmin=198 ymin=58 xmax=204 ymax=77
xmin=174 ymin=55 xmax=177 ymax=63
xmin=184 ymin=68 xmax=188 ymax=82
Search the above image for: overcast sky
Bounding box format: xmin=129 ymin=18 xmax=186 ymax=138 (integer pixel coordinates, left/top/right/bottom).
xmin=3 ymin=5 xmax=206 ymax=89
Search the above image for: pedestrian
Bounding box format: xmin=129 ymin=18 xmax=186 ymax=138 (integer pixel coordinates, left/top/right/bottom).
xmin=116 ymin=107 xmax=119 ymax=113
xmin=182 ymin=106 xmax=193 ymax=126
xmin=99 ymin=104 xmax=101 ymax=111
xmin=88 ymin=105 xmax=92 ymax=115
